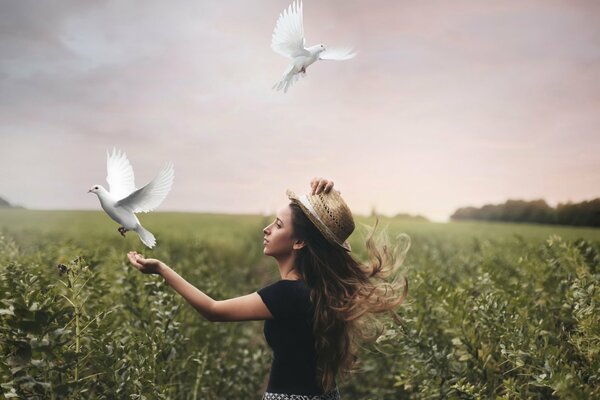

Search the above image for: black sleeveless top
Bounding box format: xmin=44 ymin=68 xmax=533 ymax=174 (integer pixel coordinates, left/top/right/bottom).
xmin=257 ymin=279 xmax=324 ymax=395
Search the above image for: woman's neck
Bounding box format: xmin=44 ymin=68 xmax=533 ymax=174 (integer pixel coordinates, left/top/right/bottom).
xmin=276 ymin=254 xmax=301 ymax=281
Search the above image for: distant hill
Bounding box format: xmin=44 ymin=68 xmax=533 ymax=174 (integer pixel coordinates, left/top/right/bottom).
xmin=0 ymin=196 xmax=12 ymax=207
xmin=451 ymin=198 xmax=600 ymax=228
xmin=0 ymin=196 xmax=23 ymax=208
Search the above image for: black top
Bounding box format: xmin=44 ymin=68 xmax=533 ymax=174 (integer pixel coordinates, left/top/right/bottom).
xmin=257 ymin=279 xmax=324 ymax=395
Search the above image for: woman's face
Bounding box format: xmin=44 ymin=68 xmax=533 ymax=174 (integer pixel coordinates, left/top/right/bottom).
xmin=263 ymin=204 xmax=298 ymax=258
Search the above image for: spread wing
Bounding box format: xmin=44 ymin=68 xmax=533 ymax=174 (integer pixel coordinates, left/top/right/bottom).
xmin=115 ymin=163 xmax=174 ymax=213
xmin=319 ymin=47 xmax=357 ymax=61
xmin=106 ymin=148 xmax=136 ymax=200
xmin=271 ymin=1 xmax=309 ymax=59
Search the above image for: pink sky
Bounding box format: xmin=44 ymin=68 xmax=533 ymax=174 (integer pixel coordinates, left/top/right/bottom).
xmin=1 ymin=0 xmax=599 ymax=221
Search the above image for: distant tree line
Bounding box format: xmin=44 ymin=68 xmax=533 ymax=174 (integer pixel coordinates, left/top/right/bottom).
xmin=451 ymin=198 xmax=600 ymax=227
xmin=369 ymin=206 xmax=429 ymax=222
xmin=394 ymin=213 xmax=429 ymax=222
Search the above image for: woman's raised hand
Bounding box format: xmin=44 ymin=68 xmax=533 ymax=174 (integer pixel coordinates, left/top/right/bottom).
xmin=310 ymin=177 xmax=335 ymax=195
xmin=127 ymin=251 xmax=164 ymax=275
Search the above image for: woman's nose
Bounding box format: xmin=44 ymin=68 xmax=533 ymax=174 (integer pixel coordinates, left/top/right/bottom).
xmin=263 ymin=226 xmax=269 ymax=235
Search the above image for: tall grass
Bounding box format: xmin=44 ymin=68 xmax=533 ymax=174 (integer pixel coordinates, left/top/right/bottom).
xmin=0 ymin=210 xmax=598 ymax=398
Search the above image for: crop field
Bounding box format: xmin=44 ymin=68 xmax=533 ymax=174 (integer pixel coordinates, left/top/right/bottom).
xmin=1 ymin=209 xmax=599 ymax=399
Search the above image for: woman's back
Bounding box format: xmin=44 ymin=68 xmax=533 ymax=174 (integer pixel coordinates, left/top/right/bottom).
xmin=258 ymin=279 xmax=325 ymax=396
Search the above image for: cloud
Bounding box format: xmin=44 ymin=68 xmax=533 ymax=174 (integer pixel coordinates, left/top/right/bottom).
xmin=0 ymin=0 xmax=599 ymax=221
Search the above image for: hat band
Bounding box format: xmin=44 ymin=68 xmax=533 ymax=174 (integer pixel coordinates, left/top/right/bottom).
xmin=298 ymin=194 xmax=343 ymax=246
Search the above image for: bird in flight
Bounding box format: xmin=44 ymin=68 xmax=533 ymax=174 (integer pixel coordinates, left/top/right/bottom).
xmin=88 ymin=148 xmax=174 ymax=248
xmin=271 ymin=0 xmax=356 ymax=93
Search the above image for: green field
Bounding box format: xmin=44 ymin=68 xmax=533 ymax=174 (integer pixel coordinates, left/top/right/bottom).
xmin=1 ymin=209 xmax=599 ymax=399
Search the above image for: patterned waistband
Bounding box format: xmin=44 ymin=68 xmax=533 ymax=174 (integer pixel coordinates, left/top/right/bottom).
xmin=262 ymin=387 xmax=340 ymax=400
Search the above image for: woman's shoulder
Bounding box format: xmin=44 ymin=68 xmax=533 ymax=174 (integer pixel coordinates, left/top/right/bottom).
xmin=279 ymin=279 xmax=308 ymax=286
xmin=261 ymin=279 xmax=310 ymax=293
xmin=258 ymin=279 xmax=312 ymax=316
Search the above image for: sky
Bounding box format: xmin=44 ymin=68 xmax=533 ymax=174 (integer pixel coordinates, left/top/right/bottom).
xmin=1 ymin=0 xmax=599 ymax=222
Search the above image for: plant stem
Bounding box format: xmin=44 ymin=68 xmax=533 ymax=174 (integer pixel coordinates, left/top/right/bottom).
xmin=75 ymin=305 xmax=80 ymax=383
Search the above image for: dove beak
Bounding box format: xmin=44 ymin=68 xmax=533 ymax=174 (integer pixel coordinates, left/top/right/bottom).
xmin=87 ymin=189 xmax=92 ymax=193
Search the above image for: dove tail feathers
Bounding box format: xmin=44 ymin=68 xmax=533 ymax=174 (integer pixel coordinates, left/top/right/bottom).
xmin=273 ymin=64 xmax=299 ymax=93
xmin=135 ymin=225 xmax=156 ymax=248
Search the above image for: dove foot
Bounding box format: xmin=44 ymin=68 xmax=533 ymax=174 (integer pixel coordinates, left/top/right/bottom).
xmin=118 ymin=227 xmax=129 ymax=237
xmin=299 ymin=66 xmax=306 ymax=74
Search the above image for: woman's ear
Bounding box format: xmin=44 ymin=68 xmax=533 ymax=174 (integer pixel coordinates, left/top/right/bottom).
xmin=293 ymin=240 xmax=306 ymax=250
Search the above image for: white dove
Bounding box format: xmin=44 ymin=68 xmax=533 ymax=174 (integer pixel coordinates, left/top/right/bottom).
xmin=271 ymin=0 xmax=356 ymax=93
xmin=88 ymin=148 xmax=174 ymax=248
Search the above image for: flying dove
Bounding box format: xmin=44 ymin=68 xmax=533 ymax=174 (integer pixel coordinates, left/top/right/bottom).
xmin=272 ymin=0 xmax=356 ymax=93
xmin=88 ymin=148 xmax=174 ymax=248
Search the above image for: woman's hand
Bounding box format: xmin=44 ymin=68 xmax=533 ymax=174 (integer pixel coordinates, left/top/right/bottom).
xmin=127 ymin=251 xmax=164 ymax=275
xmin=310 ymin=177 xmax=335 ymax=195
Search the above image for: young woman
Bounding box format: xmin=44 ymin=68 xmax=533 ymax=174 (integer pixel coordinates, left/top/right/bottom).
xmin=127 ymin=177 xmax=409 ymax=400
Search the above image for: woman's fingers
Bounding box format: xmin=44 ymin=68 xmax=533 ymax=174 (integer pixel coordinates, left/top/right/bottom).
xmin=310 ymin=177 xmax=321 ymax=194
xmin=316 ymin=180 xmax=327 ymax=194
xmin=311 ymin=178 xmax=334 ymax=194
xmin=136 ymin=256 xmax=148 ymax=266
xmin=127 ymin=252 xmax=144 ymax=269
xmin=132 ymin=253 xmax=146 ymax=265
xmin=128 ymin=256 xmax=141 ymax=269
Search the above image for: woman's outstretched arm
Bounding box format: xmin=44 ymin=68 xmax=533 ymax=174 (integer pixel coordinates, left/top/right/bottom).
xmin=127 ymin=252 xmax=273 ymax=322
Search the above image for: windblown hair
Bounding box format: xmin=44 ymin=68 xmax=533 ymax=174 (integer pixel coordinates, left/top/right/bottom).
xmin=289 ymin=203 xmax=410 ymax=392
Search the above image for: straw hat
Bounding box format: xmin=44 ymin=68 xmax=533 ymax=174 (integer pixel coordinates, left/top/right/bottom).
xmin=286 ymin=188 xmax=355 ymax=252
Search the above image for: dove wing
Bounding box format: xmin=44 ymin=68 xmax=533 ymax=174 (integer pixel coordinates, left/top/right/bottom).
xmin=272 ymin=1 xmax=309 ymax=59
xmin=106 ymin=148 xmax=136 ymax=200
xmin=319 ymin=47 xmax=357 ymax=61
xmin=116 ymin=163 xmax=174 ymax=213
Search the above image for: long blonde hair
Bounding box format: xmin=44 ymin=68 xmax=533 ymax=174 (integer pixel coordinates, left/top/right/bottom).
xmin=289 ymin=203 xmax=410 ymax=391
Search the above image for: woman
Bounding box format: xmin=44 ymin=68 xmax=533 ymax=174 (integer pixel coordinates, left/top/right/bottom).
xmin=127 ymin=178 xmax=409 ymax=399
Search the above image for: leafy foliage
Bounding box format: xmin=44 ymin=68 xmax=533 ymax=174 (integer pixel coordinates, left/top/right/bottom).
xmin=0 ymin=211 xmax=599 ymax=399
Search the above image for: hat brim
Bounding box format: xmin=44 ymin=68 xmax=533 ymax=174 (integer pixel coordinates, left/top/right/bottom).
xmin=287 ymin=190 xmax=352 ymax=252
